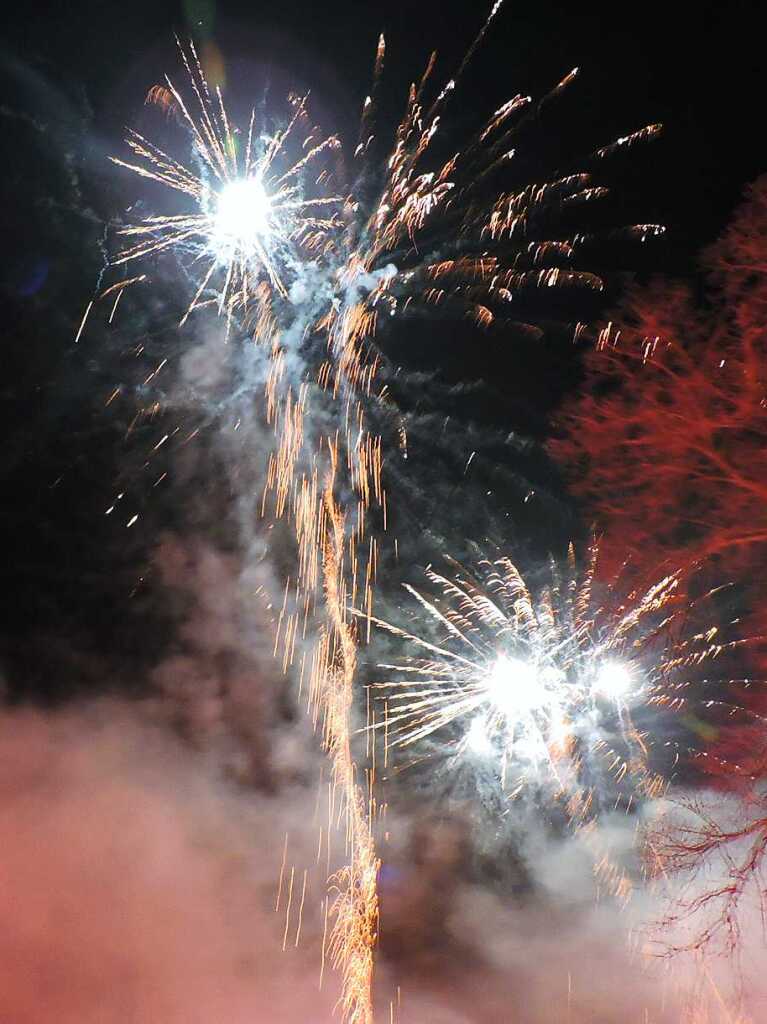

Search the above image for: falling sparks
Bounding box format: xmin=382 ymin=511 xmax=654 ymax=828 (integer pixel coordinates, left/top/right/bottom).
xmin=98 ymin=3 xmax=671 ymax=1017
xmin=312 ymin=481 xmax=379 ymax=1024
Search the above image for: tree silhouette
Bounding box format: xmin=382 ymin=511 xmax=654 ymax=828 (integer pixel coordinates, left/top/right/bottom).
xmin=552 ymin=178 xmax=767 ymax=960
xmin=645 ymin=735 xmax=767 ymax=958
xmin=550 ymin=177 xmax=767 ymax=589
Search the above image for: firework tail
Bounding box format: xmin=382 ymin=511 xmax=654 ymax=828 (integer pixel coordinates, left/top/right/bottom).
xmin=314 ymin=468 xmax=379 ymax=1023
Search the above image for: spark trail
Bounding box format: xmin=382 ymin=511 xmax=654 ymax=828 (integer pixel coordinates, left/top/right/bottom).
xmin=314 ymin=475 xmax=379 ymax=1024
xmin=98 ymin=4 xmax=668 ymax=1016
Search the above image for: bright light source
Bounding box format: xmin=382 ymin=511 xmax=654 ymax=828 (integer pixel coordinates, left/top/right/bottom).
xmin=466 ymin=715 xmax=494 ymax=757
xmin=486 ymin=656 xmax=542 ymax=717
xmin=214 ymin=178 xmax=272 ymax=255
xmin=548 ymin=710 xmax=571 ymax=749
xmin=595 ymin=660 xmax=632 ymax=700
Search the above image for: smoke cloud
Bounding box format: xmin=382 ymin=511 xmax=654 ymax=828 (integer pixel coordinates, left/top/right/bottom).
xmin=0 ymin=704 xmax=339 ymax=1023
xmin=2 ymin=703 xmax=764 ymax=1021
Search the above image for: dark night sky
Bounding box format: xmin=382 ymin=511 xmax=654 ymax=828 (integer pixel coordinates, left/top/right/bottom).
xmin=0 ymin=0 xmax=762 ymax=701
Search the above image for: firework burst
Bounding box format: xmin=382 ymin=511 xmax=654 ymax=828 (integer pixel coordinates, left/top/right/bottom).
xmin=363 ymin=546 xmax=747 ymax=833
xmin=109 ymin=40 xmax=345 ymax=322
xmin=104 ymin=10 xmax=663 ymax=354
xmin=96 ymin=7 xmax=669 ymax=1018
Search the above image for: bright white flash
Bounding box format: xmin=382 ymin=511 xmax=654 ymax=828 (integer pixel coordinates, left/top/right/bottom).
xmin=466 ymin=715 xmax=494 ymax=757
xmin=594 ymin=660 xmax=632 ymax=699
xmin=486 ymin=656 xmax=543 ymax=717
xmin=214 ymin=178 xmax=272 ymax=256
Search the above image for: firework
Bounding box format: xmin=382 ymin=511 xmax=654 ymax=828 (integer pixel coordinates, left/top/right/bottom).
xmin=363 ymin=546 xmax=746 ymax=834
xmin=313 ymin=481 xmax=379 ymax=1024
xmin=98 ymin=5 xmax=668 ymax=1018
xmin=105 ymin=15 xmax=663 ymax=346
xmin=108 ymin=41 xmax=344 ymax=322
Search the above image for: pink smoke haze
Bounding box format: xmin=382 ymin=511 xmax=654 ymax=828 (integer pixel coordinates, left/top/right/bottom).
xmin=0 ymin=706 xmax=337 ymax=1023
xmin=2 ymin=704 xmax=764 ymax=1023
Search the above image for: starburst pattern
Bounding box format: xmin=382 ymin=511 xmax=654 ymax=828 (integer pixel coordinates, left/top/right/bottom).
xmin=364 ymin=547 xmax=748 ymax=835
xmin=110 ymin=41 xmax=344 ymax=318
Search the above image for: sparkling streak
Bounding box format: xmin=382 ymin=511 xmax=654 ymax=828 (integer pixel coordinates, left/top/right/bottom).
xmin=312 ymin=478 xmax=379 ymax=1024
xmin=74 ymin=300 xmax=93 ymax=344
